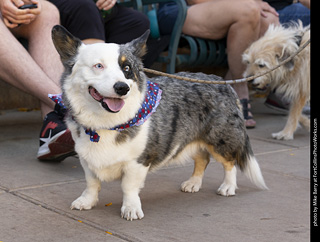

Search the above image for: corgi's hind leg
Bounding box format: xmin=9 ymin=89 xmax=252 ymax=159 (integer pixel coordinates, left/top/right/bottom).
xmin=207 ymin=146 xmax=237 ymax=196
xmin=217 ymin=161 xmax=237 ymax=196
xmin=181 ymin=150 xmax=210 ymax=193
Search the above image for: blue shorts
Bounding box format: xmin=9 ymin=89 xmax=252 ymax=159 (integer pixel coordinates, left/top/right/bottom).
xmin=278 ymin=3 xmax=310 ymax=26
xmin=157 ymin=2 xmax=179 ymax=35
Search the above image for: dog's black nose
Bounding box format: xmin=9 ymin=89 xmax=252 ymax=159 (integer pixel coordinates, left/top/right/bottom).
xmin=114 ymin=82 xmax=130 ymax=96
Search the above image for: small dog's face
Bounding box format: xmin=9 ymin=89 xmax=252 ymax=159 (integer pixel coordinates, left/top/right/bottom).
xmin=242 ymin=45 xmax=275 ymax=91
xmin=242 ymin=25 xmax=297 ymax=91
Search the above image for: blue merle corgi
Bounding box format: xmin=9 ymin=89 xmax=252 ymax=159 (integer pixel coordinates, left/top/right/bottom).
xmin=51 ymin=25 xmax=267 ymax=221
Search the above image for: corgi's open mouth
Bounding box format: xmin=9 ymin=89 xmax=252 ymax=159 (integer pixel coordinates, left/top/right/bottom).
xmin=89 ymin=86 xmax=125 ymax=113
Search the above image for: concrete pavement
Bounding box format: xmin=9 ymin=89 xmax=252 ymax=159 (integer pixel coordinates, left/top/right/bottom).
xmin=0 ymin=97 xmax=311 ymax=242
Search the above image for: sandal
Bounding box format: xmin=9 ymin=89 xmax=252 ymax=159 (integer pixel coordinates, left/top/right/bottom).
xmin=240 ymin=99 xmax=256 ymax=129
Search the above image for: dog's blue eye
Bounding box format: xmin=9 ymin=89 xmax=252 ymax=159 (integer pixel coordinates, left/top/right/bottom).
xmin=94 ymin=63 xmax=104 ymax=69
xmin=123 ymin=65 xmax=130 ymax=72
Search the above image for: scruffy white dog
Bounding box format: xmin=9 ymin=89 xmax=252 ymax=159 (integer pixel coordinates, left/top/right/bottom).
xmin=243 ymin=22 xmax=310 ymax=140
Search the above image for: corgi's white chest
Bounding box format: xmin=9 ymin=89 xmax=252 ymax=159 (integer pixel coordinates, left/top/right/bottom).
xmin=73 ymin=122 xmax=150 ymax=181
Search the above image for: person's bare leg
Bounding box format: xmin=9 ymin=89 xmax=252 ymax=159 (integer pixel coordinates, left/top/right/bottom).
xmin=82 ymin=39 xmax=104 ymax=45
xmin=10 ymin=1 xmax=63 ymax=117
xmin=183 ymin=0 xmax=260 ymax=92
xmin=0 ymin=2 xmax=76 ymax=161
xmin=182 ymin=0 xmax=261 ymax=127
xmin=0 ymin=20 xmax=61 ymax=117
xmin=259 ymin=13 xmax=279 ymax=37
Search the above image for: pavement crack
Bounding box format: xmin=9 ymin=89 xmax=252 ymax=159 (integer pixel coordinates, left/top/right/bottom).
xmin=6 ymin=179 xmax=85 ymax=193
xmin=250 ymin=136 xmax=309 ymax=149
xmin=255 ymin=146 xmax=309 ymax=156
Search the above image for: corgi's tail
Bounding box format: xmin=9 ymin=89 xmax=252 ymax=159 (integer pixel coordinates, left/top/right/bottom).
xmin=244 ymin=155 xmax=268 ymax=190
xmin=237 ymin=135 xmax=268 ymax=190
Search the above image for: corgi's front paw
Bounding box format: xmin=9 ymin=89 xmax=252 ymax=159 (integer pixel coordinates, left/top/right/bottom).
xmin=121 ymin=195 xmax=144 ymax=221
xmin=71 ymin=195 xmax=98 ymax=210
xmin=121 ymin=204 xmax=144 ymax=221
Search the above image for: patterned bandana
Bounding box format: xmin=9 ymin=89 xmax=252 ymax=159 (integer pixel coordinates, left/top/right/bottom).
xmin=48 ymin=94 xmax=65 ymax=108
xmin=48 ymin=81 xmax=162 ymax=143
xmin=110 ymin=81 xmax=162 ymax=131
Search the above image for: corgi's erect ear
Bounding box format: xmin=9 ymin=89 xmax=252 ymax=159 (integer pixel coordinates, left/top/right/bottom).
xmin=52 ymin=25 xmax=82 ymax=68
xmin=126 ymin=30 xmax=150 ymax=58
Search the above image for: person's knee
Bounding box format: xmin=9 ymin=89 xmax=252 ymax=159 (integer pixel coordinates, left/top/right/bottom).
xmin=15 ymin=1 xmax=60 ymax=39
xmin=40 ymin=1 xmax=60 ymax=24
xmin=239 ymin=0 xmax=260 ymax=26
xmin=260 ymin=12 xmax=279 ymax=36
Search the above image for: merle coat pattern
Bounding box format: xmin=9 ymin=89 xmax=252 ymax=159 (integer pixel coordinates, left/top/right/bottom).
xmin=52 ymin=25 xmax=267 ymax=221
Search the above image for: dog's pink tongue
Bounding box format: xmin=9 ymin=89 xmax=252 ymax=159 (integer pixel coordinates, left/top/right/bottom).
xmin=103 ymin=98 xmax=125 ymax=112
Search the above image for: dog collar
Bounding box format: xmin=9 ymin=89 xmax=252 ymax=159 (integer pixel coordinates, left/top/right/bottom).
xmin=49 ymin=94 xmax=101 ymax=142
xmin=49 ymin=94 xmax=65 ymax=108
xmin=110 ymin=81 xmax=162 ymax=131
xmin=49 ymin=81 xmax=162 ymax=143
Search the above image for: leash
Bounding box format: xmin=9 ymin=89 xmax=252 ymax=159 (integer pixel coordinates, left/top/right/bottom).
xmin=143 ymin=38 xmax=310 ymax=85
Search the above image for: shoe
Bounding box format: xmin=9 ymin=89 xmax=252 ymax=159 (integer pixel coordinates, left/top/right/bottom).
xmin=37 ymin=105 xmax=75 ymax=162
xmin=264 ymin=91 xmax=290 ymax=115
xmin=240 ymin=99 xmax=256 ymax=129
xmin=265 ymin=91 xmax=310 ymax=117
